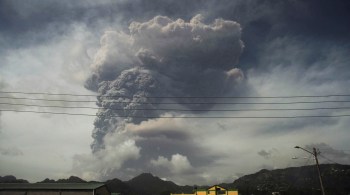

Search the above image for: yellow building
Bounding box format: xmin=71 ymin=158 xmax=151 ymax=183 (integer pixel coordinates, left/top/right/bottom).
xmin=171 ymin=185 xmax=238 ymax=195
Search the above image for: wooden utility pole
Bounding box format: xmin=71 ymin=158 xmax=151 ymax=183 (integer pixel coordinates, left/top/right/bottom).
xmin=294 ymin=146 xmax=326 ymax=195
xmin=313 ymin=147 xmax=326 ymax=195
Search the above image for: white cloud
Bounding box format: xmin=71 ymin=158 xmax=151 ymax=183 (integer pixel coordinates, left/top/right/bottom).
xmin=0 ymin=112 xmax=93 ymax=182
xmin=151 ymin=154 xmax=192 ymax=174
xmin=72 ymin=133 xmax=140 ymax=181
xmin=0 ymin=22 xmax=99 ymax=182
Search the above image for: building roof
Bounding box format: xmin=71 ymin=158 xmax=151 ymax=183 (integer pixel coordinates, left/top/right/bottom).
xmin=195 ymin=185 xmax=237 ymax=192
xmin=207 ymin=185 xmax=226 ymax=191
xmin=0 ymin=183 xmax=106 ymax=190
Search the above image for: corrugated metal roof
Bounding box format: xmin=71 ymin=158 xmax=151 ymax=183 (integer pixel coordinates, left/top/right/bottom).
xmin=0 ymin=183 xmax=105 ymax=190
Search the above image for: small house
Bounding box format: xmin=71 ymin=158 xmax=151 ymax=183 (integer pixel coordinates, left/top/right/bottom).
xmin=171 ymin=185 xmax=238 ymax=195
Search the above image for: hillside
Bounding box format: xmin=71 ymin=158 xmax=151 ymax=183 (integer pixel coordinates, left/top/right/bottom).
xmin=126 ymin=173 xmax=182 ymax=195
xmin=105 ymin=178 xmax=135 ymax=195
xmin=0 ymin=175 xmax=28 ymax=183
xmin=1 ymin=164 xmax=350 ymax=195
xmin=38 ymin=176 xmax=87 ymax=183
xmin=229 ymin=164 xmax=350 ymax=194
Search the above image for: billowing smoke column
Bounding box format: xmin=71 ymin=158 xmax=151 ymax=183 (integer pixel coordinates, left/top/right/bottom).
xmin=85 ymin=15 xmax=244 ymax=152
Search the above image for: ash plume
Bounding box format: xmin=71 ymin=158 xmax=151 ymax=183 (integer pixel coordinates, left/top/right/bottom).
xmin=85 ymin=15 xmax=245 ymax=152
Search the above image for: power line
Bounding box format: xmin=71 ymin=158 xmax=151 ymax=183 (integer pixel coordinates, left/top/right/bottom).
xmin=1 ymin=91 xmax=350 ymax=99
xmin=0 ymin=91 xmax=99 ymax=97
xmin=0 ymin=97 xmax=96 ymax=103
xmin=305 ymin=154 xmax=314 ymax=165
xmin=316 ymin=148 xmax=350 ymax=151
xmin=2 ymin=96 xmax=350 ymax=105
xmin=2 ymin=109 xmax=350 ymax=119
xmin=0 ymin=102 xmax=100 ymax=110
xmin=318 ymin=154 xmax=342 ymax=165
xmin=2 ymin=102 xmax=350 ymax=112
xmin=0 ymin=109 xmax=97 ymax=117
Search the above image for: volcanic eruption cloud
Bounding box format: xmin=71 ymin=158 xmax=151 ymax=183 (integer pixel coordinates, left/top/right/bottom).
xmin=82 ymin=15 xmax=245 ymax=179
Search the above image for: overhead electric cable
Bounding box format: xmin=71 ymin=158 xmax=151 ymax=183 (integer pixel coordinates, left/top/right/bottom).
xmin=2 ymin=102 xmax=350 ymax=112
xmin=0 ymin=91 xmax=99 ymax=97
xmin=1 ymin=96 xmax=350 ymax=105
xmin=2 ymin=109 xmax=350 ymax=119
xmin=318 ymin=154 xmax=341 ymax=165
xmin=0 ymin=102 xmax=100 ymax=110
xmin=0 ymin=109 xmax=96 ymax=116
xmin=0 ymin=96 xmax=96 ymax=103
xmin=1 ymin=91 xmax=350 ymax=99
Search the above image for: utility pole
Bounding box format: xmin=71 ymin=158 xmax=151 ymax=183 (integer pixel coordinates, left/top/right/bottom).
xmin=294 ymin=146 xmax=325 ymax=195
xmin=313 ymin=147 xmax=325 ymax=195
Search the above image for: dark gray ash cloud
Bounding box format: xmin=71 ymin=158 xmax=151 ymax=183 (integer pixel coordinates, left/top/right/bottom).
xmin=76 ymin=14 xmax=246 ymax=182
xmin=85 ymin=14 xmax=245 ymax=152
